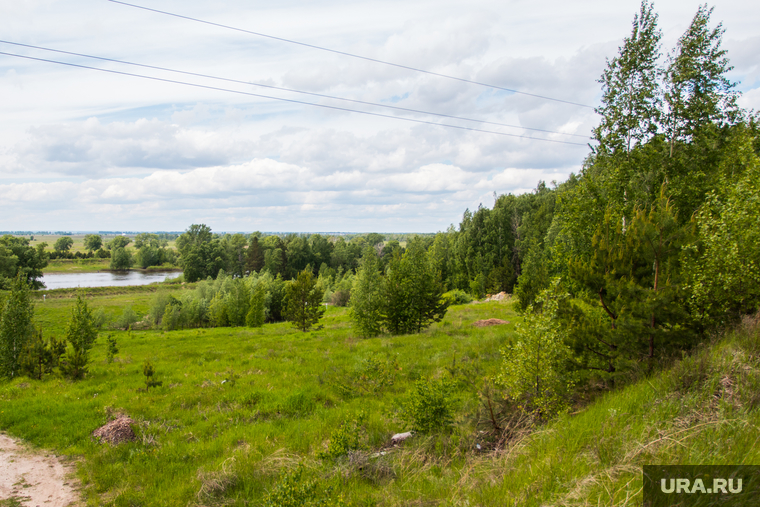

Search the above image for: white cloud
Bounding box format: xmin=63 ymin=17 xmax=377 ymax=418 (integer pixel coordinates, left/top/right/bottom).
xmin=1 ymin=0 xmax=758 ymax=231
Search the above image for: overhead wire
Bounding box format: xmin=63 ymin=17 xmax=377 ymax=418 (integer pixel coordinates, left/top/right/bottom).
xmin=107 ymin=0 xmax=595 ymax=110
xmin=0 ymin=50 xmax=589 ymax=146
xmin=0 ymin=40 xmax=590 ymax=140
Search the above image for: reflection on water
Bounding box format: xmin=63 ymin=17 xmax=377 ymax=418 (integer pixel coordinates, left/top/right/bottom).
xmin=41 ymin=271 xmax=181 ymax=290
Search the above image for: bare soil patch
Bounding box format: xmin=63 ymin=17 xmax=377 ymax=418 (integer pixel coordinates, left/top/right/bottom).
xmin=473 ymin=318 xmax=510 ymax=327
xmin=0 ymin=433 xmax=79 ymax=507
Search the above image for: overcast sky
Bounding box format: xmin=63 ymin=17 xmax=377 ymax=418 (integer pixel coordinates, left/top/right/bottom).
xmin=1 ymin=0 xmax=758 ymax=233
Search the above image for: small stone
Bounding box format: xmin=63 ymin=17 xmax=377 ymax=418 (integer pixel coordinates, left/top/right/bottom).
xmin=391 ymin=431 xmax=413 ymax=445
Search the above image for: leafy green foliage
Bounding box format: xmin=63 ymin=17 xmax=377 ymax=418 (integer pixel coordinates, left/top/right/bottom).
xmin=383 ymin=238 xmax=448 ymax=335
xmin=0 ymin=235 xmax=48 ymax=290
xmin=317 ymin=412 xmax=366 ymax=459
xmin=245 ymin=282 xmax=266 ymax=327
xmin=594 ymin=0 xmax=662 ymax=154
xmin=0 ymin=274 xmax=34 ymax=379
xmin=665 ymin=4 xmax=738 ymax=146
xmin=400 ymin=378 xmax=455 ymax=434
xmin=262 ymin=465 xmax=343 ymax=507
xmin=53 ymin=236 xmax=74 ymax=253
xmin=442 ymin=289 xmax=472 ymax=306
xmin=113 ymin=305 xmax=139 ymax=330
xmin=83 ymin=234 xmax=103 ymax=252
xmin=496 ymin=279 xmax=575 ymax=419
xmin=284 ymin=268 xmax=325 ymax=332
xmin=109 ymin=246 xmax=133 ymax=270
xmin=684 ymin=135 xmax=760 ymax=327
xmin=106 ymin=334 xmax=119 ymax=364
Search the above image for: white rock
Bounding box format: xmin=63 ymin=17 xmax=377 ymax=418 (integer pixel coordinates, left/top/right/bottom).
xmin=391 ymin=431 xmax=413 ymax=445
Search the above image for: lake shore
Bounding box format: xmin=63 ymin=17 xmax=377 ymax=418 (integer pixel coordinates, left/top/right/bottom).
xmin=43 ymin=259 xmax=181 ymax=274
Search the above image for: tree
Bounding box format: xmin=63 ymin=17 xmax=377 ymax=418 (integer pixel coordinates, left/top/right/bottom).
xmin=0 ymin=274 xmax=35 ymax=379
xmin=284 ymin=268 xmax=325 ymax=332
xmin=349 ymin=245 xmax=385 ymax=337
xmin=176 ymin=224 xmax=212 ymax=253
xmin=0 ymin=235 xmax=48 ymax=290
xmin=107 ymin=235 xmax=131 ymax=250
xmin=246 ymin=236 xmax=265 ymax=274
xmin=83 ymin=234 xmax=103 ymax=252
xmin=110 ymin=247 xmax=133 ymax=270
xmin=246 ymin=282 xmax=266 ymax=327
xmin=594 ymin=0 xmax=662 ymax=155
xmin=60 ymin=294 xmax=98 ymax=380
xmin=20 ymin=329 xmax=65 ymax=380
xmin=684 ymin=136 xmax=760 ymax=328
xmin=53 ymin=236 xmax=74 ymax=254
xmin=225 ymin=233 xmax=248 ymax=278
xmin=383 ymin=237 xmax=448 ymax=335
xmin=496 ymin=279 xmax=575 ymax=419
xmin=665 ymin=5 xmax=738 ymax=152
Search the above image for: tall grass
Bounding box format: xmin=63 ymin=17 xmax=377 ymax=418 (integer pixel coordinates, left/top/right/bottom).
xmin=2 ymin=290 xmax=759 ymax=506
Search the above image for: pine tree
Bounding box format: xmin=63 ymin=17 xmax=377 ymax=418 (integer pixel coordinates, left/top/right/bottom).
xmin=60 ymin=294 xmax=97 ymax=380
xmin=284 ymin=268 xmax=325 ymax=332
xmin=383 ymin=238 xmax=448 ymax=335
xmin=349 ymin=245 xmax=384 ymax=337
xmin=246 ymin=236 xmax=265 ymax=274
xmin=0 ymin=274 xmax=34 ymax=379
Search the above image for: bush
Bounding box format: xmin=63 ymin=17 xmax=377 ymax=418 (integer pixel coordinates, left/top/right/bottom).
xmin=443 ymin=289 xmax=472 ymax=306
xmin=262 ymin=465 xmax=343 ymax=507
xmin=400 ymin=378 xmax=455 ymax=434
xmin=92 ymin=307 xmax=109 ymax=330
xmin=113 ymin=305 xmax=139 ymax=330
xmin=317 ymin=412 xmax=366 ymax=459
xmin=110 ymin=247 xmax=132 ymax=270
xmin=329 ymin=290 xmax=351 ymax=307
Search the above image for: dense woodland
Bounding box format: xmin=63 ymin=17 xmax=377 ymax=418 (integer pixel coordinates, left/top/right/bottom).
xmin=2 ymin=2 xmax=760 ymax=418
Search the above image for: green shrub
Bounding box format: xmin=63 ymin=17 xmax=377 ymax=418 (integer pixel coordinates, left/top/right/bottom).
xmin=106 ymin=334 xmax=119 ymax=363
xmin=92 ymin=307 xmax=109 ymax=330
xmin=400 ymin=378 xmax=455 ymax=434
xmin=262 ymin=464 xmax=343 ymax=507
xmin=317 ymin=412 xmax=366 ymax=459
xmin=443 ymin=289 xmax=472 ymax=306
xmin=113 ymin=305 xmax=139 ymax=330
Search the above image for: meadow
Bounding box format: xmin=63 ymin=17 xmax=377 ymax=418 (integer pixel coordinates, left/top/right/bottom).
xmin=2 ymin=285 xmax=760 ymax=506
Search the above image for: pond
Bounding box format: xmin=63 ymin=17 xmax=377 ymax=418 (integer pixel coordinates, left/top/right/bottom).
xmin=41 ymin=271 xmax=181 ymax=290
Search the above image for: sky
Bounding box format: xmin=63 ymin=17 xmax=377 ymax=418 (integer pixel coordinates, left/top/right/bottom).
xmin=1 ymin=0 xmax=758 ymax=233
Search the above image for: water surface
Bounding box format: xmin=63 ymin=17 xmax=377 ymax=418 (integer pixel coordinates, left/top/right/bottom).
xmin=41 ymin=271 xmax=181 ymax=290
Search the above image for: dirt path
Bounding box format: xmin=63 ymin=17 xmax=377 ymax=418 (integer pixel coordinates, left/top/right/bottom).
xmin=0 ymin=433 xmax=79 ymax=507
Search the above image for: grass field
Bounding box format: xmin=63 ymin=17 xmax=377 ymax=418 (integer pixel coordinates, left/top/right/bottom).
xmin=44 ymin=259 xmax=112 ymax=273
xmin=2 ymin=288 xmax=759 ymax=506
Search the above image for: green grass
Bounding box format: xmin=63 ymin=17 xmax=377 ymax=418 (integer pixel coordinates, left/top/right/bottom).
xmin=2 ymin=292 xmax=760 ymax=506
xmin=44 ymin=259 xmax=112 ymax=273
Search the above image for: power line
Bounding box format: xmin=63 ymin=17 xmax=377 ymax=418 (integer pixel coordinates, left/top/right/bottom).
xmin=107 ymin=0 xmax=595 ymax=110
xmin=0 ymin=40 xmax=591 ymax=139
xmin=0 ymin=50 xmax=589 ymax=146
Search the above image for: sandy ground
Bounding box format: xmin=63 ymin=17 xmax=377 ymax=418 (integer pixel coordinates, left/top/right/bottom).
xmin=0 ymin=433 xmax=79 ymax=507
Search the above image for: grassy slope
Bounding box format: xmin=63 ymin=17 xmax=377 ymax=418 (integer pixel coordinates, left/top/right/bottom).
xmin=2 ymin=292 xmax=759 ymax=506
